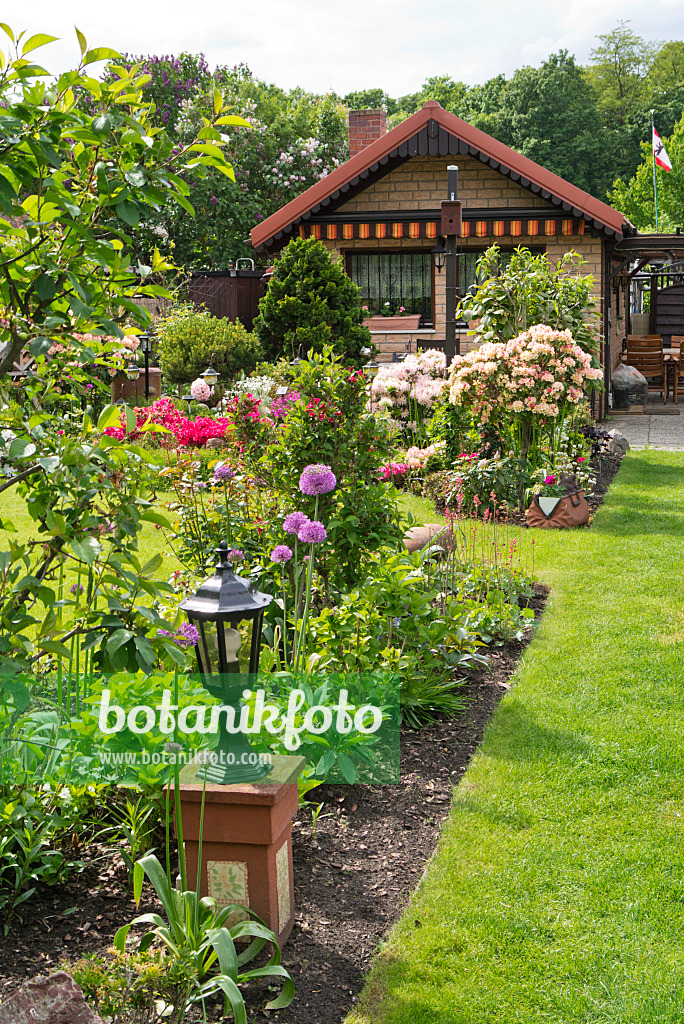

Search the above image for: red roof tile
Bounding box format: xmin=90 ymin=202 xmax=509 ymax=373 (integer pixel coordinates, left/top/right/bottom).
xmin=250 ymin=101 xmax=628 ymax=251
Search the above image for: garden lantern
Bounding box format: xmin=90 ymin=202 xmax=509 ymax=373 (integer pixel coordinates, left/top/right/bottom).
xmin=431 ymin=237 xmax=446 ymax=273
xmin=364 ymin=355 xmax=380 ymax=377
xmin=124 ymin=363 xmax=140 ymax=382
xmin=179 ymin=540 xmax=273 ymax=784
xmin=201 ymin=365 xmax=219 ymax=388
xmin=138 ymin=332 xmax=156 ymax=398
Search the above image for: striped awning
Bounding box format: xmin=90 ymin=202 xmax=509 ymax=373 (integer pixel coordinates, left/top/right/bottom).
xmin=298 ymin=215 xmax=585 ymax=242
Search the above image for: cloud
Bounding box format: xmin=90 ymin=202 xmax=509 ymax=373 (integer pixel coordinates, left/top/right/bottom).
xmin=8 ymin=0 xmax=684 ymax=96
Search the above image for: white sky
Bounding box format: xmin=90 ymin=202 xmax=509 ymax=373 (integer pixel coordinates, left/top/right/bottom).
xmin=10 ymin=0 xmax=684 ymax=95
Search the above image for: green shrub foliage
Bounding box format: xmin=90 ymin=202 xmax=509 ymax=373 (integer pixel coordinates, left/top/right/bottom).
xmin=253 ymin=237 xmax=372 ymax=364
xmin=156 ymin=304 xmax=263 ymax=386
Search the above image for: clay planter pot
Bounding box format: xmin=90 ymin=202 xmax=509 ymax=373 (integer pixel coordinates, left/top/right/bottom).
xmin=363 ymin=315 xmax=421 ymax=331
xmin=526 ymin=491 xmax=590 ymax=529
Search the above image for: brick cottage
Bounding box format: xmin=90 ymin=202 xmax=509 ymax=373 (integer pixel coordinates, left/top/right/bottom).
xmin=250 ymin=101 xmax=641 ymax=414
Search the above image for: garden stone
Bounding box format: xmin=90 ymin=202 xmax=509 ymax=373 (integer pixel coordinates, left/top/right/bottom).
xmin=0 ymin=971 xmax=103 ymax=1024
xmin=404 ymin=523 xmax=450 ymax=554
xmin=205 ymin=436 xmax=226 ymax=450
xmin=607 ymin=429 xmax=630 ymax=454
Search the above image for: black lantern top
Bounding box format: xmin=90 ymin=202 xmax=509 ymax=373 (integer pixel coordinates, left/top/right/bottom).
xmin=179 ymin=541 xmax=272 ymax=623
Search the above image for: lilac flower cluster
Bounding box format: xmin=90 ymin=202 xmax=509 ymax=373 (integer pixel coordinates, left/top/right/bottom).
xmin=298 ymin=464 xmax=336 ymax=495
xmin=281 ymin=511 xmax=327 ymax=545
xmin=298 ymin=520 xmax=326 ymax=544
xmin=214 ymin=462 xmax=236 ymax=482
xmin=158 ymin=623 xmax=200 ymax=648
xmin=283 ymin=511 xmax=309 ymax=534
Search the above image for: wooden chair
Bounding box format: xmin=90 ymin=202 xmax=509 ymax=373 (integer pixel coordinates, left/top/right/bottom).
xmin=625 ymin=335 xmax=666 ymax=403
xmin=669 ymin=336 xmax=684 ymax=403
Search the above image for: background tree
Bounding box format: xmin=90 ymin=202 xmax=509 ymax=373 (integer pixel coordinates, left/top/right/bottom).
xmin=486 ymin=51 xmax=618 ymax=198
xmin=610 ymin=114 xmax=684 ymax=230
xmin=103 ymin=56 xmax=349 ymax=269
xmin=586 ymin=20 xmax=660 ymax=127
xmin=253 ymin=237 xmax=371 ymax=364
xmin=0 ymin=30 xmax=246 ymax=379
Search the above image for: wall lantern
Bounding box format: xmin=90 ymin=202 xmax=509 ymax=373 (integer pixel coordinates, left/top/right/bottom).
xmin=180 ymin=540 xmax=273 ymax=785
xmin=431 ymin=237 xmax=447 ymax=273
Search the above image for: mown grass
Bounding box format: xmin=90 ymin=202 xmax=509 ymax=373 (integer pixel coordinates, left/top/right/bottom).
xmin=0 ymin=490 xmax=177 ymax=570
xmin=349 ymin=450 xmax=684 ymax=1024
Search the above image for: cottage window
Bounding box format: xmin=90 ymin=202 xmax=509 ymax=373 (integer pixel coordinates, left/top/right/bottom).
xmin=458 ymin=248 xmax=545 ymax=297
xmin=347 ymin=251 xmax=433 ymax=325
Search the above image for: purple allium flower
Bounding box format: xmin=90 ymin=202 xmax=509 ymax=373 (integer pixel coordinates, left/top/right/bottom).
xmin=164 ymin=741 xmax=183 ymax=754
xmin=69 ymin=583 xmax=84 ymax=595
xmin=227 ymin=548 xmax=244 ymax=563
xmin=283 ymin=511 xmax=309 ymax=534
xmin=298 ymin=520 xmax=327 ymax=544
xmin=214 ymin=462 xmax=236 ymax=482
xmin=271 ymin=544 xmax=293 ymax=564
xmin=174 ymin=623 xmax=200 ymax=648
xmin=299 ymin=463 xmax=336 ymax=495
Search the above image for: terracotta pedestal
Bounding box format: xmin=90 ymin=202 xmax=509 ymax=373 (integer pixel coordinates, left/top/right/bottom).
xmin=110 ymin=368 xmax=162 ymax=403
xmin=175 ymin=755 xmax=304 ymax=946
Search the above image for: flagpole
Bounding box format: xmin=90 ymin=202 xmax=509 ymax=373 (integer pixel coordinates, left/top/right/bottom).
xmin=651 ymin=109 xmax=659 ymax=232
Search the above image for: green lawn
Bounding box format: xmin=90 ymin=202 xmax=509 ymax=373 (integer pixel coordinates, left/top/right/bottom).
xmin=349 ymin=450 xmax=684 ymax=1024
xmin=0 ymin=490 xmax=182 ymax=613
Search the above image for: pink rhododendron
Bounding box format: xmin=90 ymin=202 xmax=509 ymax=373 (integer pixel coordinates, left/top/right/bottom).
xmin=448 ymin=325 xmax=601 ymax=426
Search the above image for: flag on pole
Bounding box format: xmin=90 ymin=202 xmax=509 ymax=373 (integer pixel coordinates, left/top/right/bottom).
xmin=653 ymin=126 xmax=672 ymax=172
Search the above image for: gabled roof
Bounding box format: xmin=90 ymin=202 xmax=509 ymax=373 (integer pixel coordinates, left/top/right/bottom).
xmin=250 ymin=101 xmax=629 ymax=252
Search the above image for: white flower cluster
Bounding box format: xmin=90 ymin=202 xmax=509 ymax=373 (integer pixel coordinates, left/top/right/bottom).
xmin=231 ymin=376 xmax=275 ymax=404
xmin=371 ymin=349 xmax=449 ymax=413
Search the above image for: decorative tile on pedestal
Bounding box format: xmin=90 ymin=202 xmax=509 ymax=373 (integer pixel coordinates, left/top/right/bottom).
xmin=207 ymin=860 xmax=250 ymax=927
xmin=275 ymin=842 xmax=291 ymax=932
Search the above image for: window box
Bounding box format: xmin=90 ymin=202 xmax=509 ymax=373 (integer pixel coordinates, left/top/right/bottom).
xmin=363 ymin=314 xmax=422 ymax=332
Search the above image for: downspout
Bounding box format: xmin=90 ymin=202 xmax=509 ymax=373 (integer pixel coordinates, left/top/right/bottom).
xmin=603 ymin=241 xmax=611 ymax=420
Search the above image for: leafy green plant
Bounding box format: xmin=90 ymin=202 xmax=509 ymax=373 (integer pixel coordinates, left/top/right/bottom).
xmin=68 ymin=948 xmax=197 ymax=1024
xmin=0 ymin=791 xmax=67 ymax=933
xmin=0 ymin=27 xmax=245 ymax=380
xmin=114 ymin=852 xmax=293 ymax=1022
xmin=253 ymin=237 xmax=372 ymax=364
xmin=107 ymin=795 xmax=159 ymax=889
xmin=155 ymin=304 xmax=263 ymax=388
xmin=457 ymin=246 xmax=600 ymax=354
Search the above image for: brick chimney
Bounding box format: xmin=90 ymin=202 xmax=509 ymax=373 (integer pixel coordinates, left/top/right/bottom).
xmin=348 ymin=109 xmax=388 ymax=158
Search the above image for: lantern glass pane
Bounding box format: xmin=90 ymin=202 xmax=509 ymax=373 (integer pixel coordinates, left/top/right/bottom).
xmin=193 ymin=616 xmax=258 ymax=677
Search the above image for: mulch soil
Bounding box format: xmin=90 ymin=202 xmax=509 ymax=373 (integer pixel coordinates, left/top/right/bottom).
xmin=0 ymin=454 xmax=622 ymax=1021
xmin=0 ymin=595 xmax=546 ymax=1023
